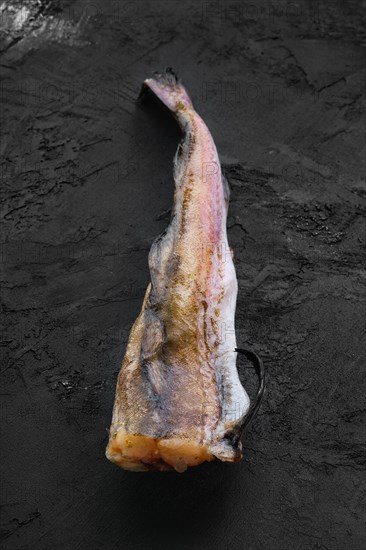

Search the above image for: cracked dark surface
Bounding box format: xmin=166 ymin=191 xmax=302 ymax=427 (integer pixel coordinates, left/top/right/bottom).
xmin=1 ymin=1 xmax=365 ymax=549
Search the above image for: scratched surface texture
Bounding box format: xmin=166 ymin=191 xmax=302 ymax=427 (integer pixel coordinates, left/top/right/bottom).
xmin=1 ymin=1 xmax=365 ymax=549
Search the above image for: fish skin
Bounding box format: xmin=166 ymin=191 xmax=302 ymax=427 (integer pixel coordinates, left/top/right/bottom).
xmin=106 ymin=69 xmax=250 ymax=472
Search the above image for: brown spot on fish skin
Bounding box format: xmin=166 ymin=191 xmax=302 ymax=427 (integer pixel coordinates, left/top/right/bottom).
xmin=210 ymin=316 xmax=219 ymax=342
xmin=176 ymin=100 xmax=187 ymax=111
xmin=180 ymin=184 xmax=193 ymax=233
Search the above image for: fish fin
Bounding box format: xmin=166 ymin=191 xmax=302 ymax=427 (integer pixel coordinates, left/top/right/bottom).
xmin=140 ymin=67 xmax=193 ymax=112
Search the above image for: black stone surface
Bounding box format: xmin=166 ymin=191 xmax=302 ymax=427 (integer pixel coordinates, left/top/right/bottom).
xmin=1 ymin=1 xmax=365 ymax=549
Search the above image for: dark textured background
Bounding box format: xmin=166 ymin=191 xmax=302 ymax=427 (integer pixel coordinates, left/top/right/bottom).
xmin=1 ymin=1 xmax=365 ymax=549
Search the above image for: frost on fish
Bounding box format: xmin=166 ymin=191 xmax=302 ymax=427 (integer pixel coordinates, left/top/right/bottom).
xmin=106 ymin=69 xmax=250 ymax=472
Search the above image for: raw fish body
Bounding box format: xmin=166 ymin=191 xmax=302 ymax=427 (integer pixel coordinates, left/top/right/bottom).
xmin=106 ymin=70 xmax=250 ymax=472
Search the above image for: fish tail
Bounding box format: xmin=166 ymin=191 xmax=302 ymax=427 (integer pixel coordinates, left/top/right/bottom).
xmin=139 ymin=67 xmax=193 ymax=112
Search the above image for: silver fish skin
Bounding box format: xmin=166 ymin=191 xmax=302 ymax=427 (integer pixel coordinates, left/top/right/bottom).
xmin=106 ymin=69 xmax=250 ymax=472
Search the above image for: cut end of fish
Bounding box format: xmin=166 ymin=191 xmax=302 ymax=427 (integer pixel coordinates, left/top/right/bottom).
xmin=106 ymin=429 xmax=243 ymax=473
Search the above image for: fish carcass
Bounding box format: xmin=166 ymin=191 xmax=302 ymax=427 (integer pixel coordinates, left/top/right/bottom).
xmin=106 ymin=69 xmax=251 ymax=472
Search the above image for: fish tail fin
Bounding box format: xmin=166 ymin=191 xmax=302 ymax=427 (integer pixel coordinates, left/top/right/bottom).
xmin=139 ymin=68 xmax=193 ymax=112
